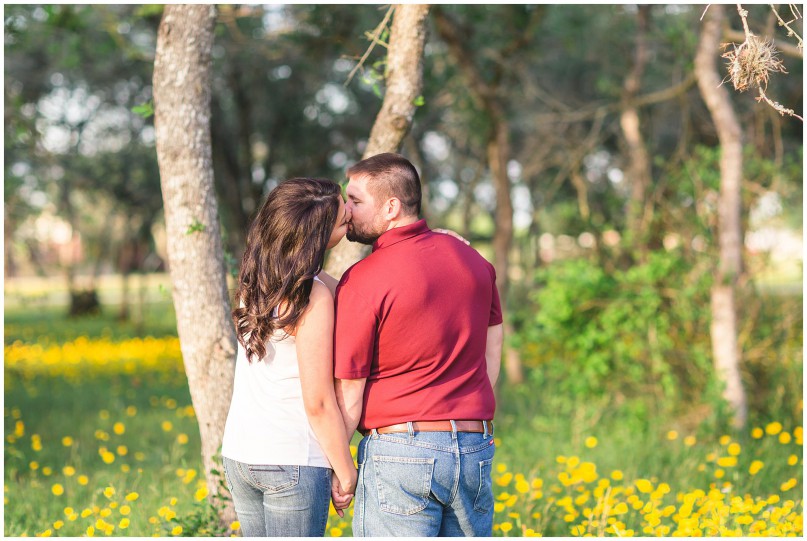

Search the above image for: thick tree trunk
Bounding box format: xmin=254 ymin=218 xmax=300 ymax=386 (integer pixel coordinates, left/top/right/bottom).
xmin=620 ymin=5 xmax=652 ymax=250
xmin=153 ymin=4 xmax=237 ymax=525
xmin=325 ymin=4 xmax=430 ymax=277
xmin=694 ymin=4 xmax=747 ymax=429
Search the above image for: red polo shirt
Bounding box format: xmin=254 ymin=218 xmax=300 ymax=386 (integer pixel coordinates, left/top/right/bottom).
xmin=333 ymin=219 xmax=502 ymax=431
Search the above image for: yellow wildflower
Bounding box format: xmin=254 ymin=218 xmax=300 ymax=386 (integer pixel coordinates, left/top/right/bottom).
xmin=113 ymin=422 xmax=125 ymax=435
xmin=779 ymin=432 xmax=792 ymax=444
xmin=62 ymin=436 xmax=73 ymax=446
xmin=765 ymin=422 xmax=783 ymax=435
xmin=585 ymin=436 xmax=598 ymax=448
xmin=727 ymin=443 xmax=741 ymax=456
xmin=684 ymin=435 xmax=697 ymax=447
xmin=51 ymin=484 xmax=64 ymax=496
xmin=749 ymin=461 xmax=764 ymax=475
xmin=751 ymin=427 xmax=763 ymax=439
xmin=667 ymin=430 xmax=678 ymax=440
xmin=635 ymin=479 xmax=653 ymax=493
xmin=717 ymin=456 xmax=737 ymax=468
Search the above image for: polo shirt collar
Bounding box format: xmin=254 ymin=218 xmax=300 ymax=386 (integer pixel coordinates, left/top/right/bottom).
xmin=372 ymin=219 xmax=430 ymax=252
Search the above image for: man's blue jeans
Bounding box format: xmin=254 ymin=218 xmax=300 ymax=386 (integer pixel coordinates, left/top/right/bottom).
xmin=222 ymin=456 xmax=331 ymax=537
xmin=353 ymin=424 xmax=496 ymax=536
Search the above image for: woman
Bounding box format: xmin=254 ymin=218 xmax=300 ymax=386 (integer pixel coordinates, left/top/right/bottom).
xmin=221 ymin=177 xmax=356 ymax=537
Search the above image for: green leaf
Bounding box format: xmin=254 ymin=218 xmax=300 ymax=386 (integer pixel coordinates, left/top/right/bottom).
xmin=413 ymin=95 xmax=425 ymax=107
xmin=134 ymin=4 xmax=164 ymax=18
xmin=186 ymin=220 xmax=206 ymax=235
xmin=132 ymin=101 xmax=154 ymax=119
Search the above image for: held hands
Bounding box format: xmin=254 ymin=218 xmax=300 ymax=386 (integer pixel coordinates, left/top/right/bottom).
xmin=433 ymin=228 xmax=471 ymax=246
xmin=331 ymin=469 xmax=357 ymax=518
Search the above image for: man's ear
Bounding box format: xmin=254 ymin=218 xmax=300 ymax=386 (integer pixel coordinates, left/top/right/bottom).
xmin=382 ymin=198 xmax=402 ymax=220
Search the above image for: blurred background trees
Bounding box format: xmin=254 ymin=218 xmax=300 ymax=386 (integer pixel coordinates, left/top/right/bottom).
xmin=4 ymin=4 xmax=803 ymax=431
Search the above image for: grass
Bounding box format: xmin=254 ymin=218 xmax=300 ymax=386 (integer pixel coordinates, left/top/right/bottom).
xmin=4 ymin=298 xmax=803 ymax=537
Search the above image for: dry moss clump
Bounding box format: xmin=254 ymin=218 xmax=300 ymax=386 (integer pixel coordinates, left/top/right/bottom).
xmin=721 ymin=34 xmax=787 ymax=92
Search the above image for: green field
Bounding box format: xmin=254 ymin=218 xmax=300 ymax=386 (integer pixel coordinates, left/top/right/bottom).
xmin=3 ymin=282 xmax=803 ymax=537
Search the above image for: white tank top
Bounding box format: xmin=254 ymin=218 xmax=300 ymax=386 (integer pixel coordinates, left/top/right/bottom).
xmin=221 ymin=279 xmax=330 ymax=468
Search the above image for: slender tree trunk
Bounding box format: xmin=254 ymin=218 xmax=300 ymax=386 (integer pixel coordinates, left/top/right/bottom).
xmin=487 ymin=116 xmax=523 ymax=384
xmin=325 ymin=4 xmax=430 ymax=277
xmin=434 ymin=6 xmax=522 ymax=383
xmin=620 ymin=5 xmax=652 ymax=251
xmin=153 ymin=4 xmax=237 ymax=525
xmin=4 ymin=223 xmax=16 ymax=278
xmin=694 ymin=4 xmax=747 ymax=429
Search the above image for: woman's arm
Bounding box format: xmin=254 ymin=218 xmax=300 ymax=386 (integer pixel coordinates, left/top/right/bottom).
xmin=296 ymin=281 xmax=357 ymax=495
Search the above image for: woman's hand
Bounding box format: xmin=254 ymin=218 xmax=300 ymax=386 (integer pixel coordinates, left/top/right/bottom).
xmin=433 ymin=228 xmax=470 ymax=245
xmin=331 ymin=471 xmax=356 ymax=517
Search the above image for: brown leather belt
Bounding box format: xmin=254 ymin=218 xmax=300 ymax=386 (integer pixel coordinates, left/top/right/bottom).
xmin=363 ymin=420 xmax=493 ymax=437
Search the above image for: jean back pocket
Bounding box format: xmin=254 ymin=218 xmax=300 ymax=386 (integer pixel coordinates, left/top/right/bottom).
xmin=371 ymin=455 xmax=434 ymax=515
xmin=473 ymin=458 xmax=494 ymax=514
xmin=247 ymin=464 xmax=299 ymax=493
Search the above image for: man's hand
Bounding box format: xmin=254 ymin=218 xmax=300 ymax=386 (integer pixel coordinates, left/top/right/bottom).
xmin=331 ymin=473 xmax=355 ymax=518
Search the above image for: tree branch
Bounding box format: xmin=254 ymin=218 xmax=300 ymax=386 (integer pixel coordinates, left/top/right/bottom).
xmin=344 ymin=6 xmax=395 ymax=86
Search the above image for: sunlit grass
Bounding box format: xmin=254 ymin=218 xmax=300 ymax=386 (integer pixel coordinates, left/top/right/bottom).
xmin=3 ymin=304 xmax=802 ymax=537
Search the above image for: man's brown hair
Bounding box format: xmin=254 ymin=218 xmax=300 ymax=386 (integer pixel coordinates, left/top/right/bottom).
xmin=347 ymin=152 xmax=421 ymax=216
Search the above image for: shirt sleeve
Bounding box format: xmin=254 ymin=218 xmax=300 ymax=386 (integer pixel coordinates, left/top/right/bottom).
xmin=488 ymin=265 xmax=503 ymax=326
xmin=334 ymin=275 xmax=377 ymax=379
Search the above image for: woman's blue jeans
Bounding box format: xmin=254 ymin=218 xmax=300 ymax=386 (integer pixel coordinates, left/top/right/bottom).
xmin=353 ymin=425 xmax=496 ymax=536
xmin=222 ymin=456 xmax=331 ymax=537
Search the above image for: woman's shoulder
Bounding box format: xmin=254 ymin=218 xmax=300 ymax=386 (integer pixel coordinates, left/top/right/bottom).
xmin=309 ymin=278 xmax=335 ymax=306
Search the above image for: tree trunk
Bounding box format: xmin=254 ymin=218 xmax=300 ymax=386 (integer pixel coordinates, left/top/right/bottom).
xmin=694 ymin=4 xmax=747 ymax=429
xmin=153 ymin=4 xmax=237 ymax=526
xmin=620 ymin=5 xmax=652 ymax=251
xmin=325 ymin=4 xmax=430 ymax=278
xmin=487 ymin=117 xmax=523 ymax=385
xmin=433 ymin=6 xmax=522 ymax=383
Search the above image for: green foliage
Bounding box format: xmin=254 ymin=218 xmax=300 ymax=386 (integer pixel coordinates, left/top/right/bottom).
xmin=131 ymin=101 xmax=154 ymax=119
xmin=185 ymin=220 xmax=206 ymax=235
xmin=516 ymin=251 xmax=714 ymax=411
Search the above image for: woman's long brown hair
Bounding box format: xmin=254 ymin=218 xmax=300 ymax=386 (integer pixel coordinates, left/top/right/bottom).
xmin=232 ymin=178 xmax=341 ymax=362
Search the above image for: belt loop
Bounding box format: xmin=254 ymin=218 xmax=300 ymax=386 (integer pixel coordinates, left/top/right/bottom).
xmin=489 ymin=421 xmax=495 ymax=437
xmin=371 ymin=428 xmax=379 ymax=439
xmin=450 ymin=420 xmax=458 ymax=440
xmin=407 ymin=421 xmax=415 ymax=437
xmin=483 ymin=420 xmax=489 ymax=438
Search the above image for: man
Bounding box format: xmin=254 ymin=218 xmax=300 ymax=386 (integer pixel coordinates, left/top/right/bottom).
xmin=332 ymin=152 xmax=503 ymax=536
